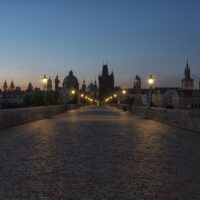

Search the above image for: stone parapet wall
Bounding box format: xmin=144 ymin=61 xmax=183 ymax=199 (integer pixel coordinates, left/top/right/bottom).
xmin=0 ymin=104 xmax=80 ymax=130
xmin=130 ymin=105 xmax=200 ymax=132
xmin=113 ymin=104 xmax=131 ymax=111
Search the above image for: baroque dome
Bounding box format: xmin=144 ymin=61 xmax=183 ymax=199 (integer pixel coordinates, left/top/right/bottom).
xmin=63 ymin=70 xmax=79 ymax=89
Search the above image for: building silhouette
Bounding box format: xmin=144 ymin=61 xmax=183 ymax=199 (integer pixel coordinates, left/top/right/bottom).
xmin=3 ymin=80 xmax=8 ymax=91
xmin=181 ymin=60 xmax=194 ymax=90
xmin=47 ymin=76 xmax=52 ymax=91
xmin=87 ymin=80 xmax=98 ymax=99
xmin=0 ymin=80 xmax=24 ymax=108
xmin=10 ymin=80 xmax=15 ymax=91
xmin=148 ymin=61 xmax=199 ymax=109
xmin=80 ymin=80 xmax=86 ymax=93
xmin=62 ymin=70 xmax=79 ymax=104
xmin=26 ymin=82 xmax=33 ymax=92
xmin=55 ymin=75 xmax=60 ymax=91
xmin=133 ymin=75 xmax=142 ymax=105
xmin=98 ymin=64 xmax=114 ymax=101
xmin=133 ymin=75 xmax=141 ymax=93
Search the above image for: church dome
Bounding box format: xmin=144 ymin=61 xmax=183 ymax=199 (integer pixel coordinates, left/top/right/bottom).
xmin=63 ymin=70 xmax=79 ymax=89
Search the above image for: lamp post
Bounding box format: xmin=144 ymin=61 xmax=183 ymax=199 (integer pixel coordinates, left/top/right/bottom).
xmin=122 ymin=90 xmax=127 ymax=111
xmin=148 ymin=75 xmax=155 ymax=107
xmin=71 ymin=89 xmax=75 ymax=95
xmin=122 ymin=90 xmax=126 ymax=95
xmin=120 ymin=89 xmax=126 ymax=103
xmin=42 ymin=74 xmax=48 ymax=105
xmin=117 ymin=89 xmax=126 ymax=105
xmin=113 ymin=94 xmax=117 ymax=104
xmin=71 ymin=89 xmax=76 ymax=104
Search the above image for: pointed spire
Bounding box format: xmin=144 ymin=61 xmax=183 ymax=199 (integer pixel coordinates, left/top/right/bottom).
xmin=186 ymin=58 xmax=189 ymax=69
xmin=47 ymin=75 xmax=52 ymax=91
xmin=102 ymin=64 xmax=108 ymax=76
xmin=94 ymin=77 xmax=97 ymax=89
xmin=69 ymin=70 xmax=73 ymax=76
xmin=185 ymin=59 xmax=190 ymax=78
xmin=10 ymin=80 xmax=15 ymax=90
xmin=55 ymin=75 xmax=60 ymax=91
xmin=3 ymin=80 xmax=8 ymax=91
xmin=27 ymin=82 xmax=33 ymax=92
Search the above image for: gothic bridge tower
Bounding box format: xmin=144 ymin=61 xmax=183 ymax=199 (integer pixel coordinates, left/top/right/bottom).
xmin=98 ymin=64 xmax=114 ymax=102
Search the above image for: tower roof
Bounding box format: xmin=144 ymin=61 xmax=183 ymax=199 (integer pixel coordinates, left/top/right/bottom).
xmin=102 ymin=64 xmax=108 ymax=76
xmin=184 ymin=60 xmax=191 ymax=79
xmin=63 ymin=70 xmax=79 ymax=88
xmin=135 ymin=75 xmax=141 ymax=81
xmin=10 ymin=80 xmax=15 ymax=89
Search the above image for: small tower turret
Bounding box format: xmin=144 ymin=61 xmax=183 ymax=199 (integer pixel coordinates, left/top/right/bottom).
xmin=47 ymin=76 xmax=52 ymax=91
xmin=81 ymin=80 xmax=86 ymax=93
xmin=26 ymin=82 xmax=33 ymax=92
xmin=184 ymin=60 xmax=191 ymax=79
xmin=55 ymin=75 xmax=60 ymax=91
xmin=3 ymin=80 xmax=8 ymax=91
xmin=134 ymin=75 xmax=141 ymax=93
xmin=10 ymin=80 xmax=15 ymax=91
xmin=181 ymin=60 xmax=194 ymax=90
xmin=102 ymin=64 xmax=109 ymax=76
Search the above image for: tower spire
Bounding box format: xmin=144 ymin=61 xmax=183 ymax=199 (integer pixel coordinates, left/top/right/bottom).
xmin=10 ymin=80 xmax=15 ymax=91
xmin=186 ymin=58 xmax=189 ymax=68
xmin=3 ymin=80 xmax=8 ymax=91
xmin=185 ymin=59 xmax=190 ymax=78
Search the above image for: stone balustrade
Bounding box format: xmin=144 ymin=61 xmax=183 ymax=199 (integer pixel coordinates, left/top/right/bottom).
xmin=130 ymin=105 xmax=200 ymax=132
xmin=114 ymin=103 xmax=200 ymax=132
xmin=0 ymin=104 xmax=80 ymax=130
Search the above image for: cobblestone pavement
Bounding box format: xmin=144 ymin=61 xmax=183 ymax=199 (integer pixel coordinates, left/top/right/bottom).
xmin=0 ymin=106 xmax=200 ymax=199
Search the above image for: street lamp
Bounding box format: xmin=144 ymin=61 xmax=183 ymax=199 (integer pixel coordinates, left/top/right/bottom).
xmin=148 ymin=75 xmax=155 ymax=107
xmin=122 ymin=90 xmax=126 ymax=94
xmin=71 ymin=89 xmax=76 ymax=104
xmin=42 ymin=74 xmax=48 ymax=105
xmin=119 ymin=89 xmax=127 ymax=104
xmin=71 ymin=89 xmax=75 ymax=95
xmin=113 ymin=94 xmax=117 ymax=104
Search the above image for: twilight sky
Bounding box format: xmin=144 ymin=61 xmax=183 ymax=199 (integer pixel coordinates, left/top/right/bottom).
xmin=0 ymin=0 xmax=200 ymax=90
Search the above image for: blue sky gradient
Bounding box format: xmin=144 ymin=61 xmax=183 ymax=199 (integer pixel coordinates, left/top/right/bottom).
xmin=0 ymin=0 xmax=200 ymax=89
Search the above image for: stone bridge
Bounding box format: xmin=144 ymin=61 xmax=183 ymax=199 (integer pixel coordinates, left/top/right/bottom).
xmin=0 ymin=106 xmax=200 ymax=199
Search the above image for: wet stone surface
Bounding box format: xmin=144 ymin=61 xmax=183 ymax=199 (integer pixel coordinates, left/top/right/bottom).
xmin=0 ymin=106 xmax=200 ymax=199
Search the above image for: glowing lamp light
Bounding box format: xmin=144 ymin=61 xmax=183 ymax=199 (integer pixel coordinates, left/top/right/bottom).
xmin=81 ymin=94 xmax=84 ymax=97
xmin=122 ymin=90 xmax=126 ymax=94
xmin=71 ymin=90 xmax=75 ymax=95
xmin=42 ymin=74 xmax=48 ymax=85
xmin=113 ymin=94 xmax=117 ymax=98
xmin=148 ymin=75 xmax=155 ymax=107
xmin=148 ymin=75 xmax=154 ymax=86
